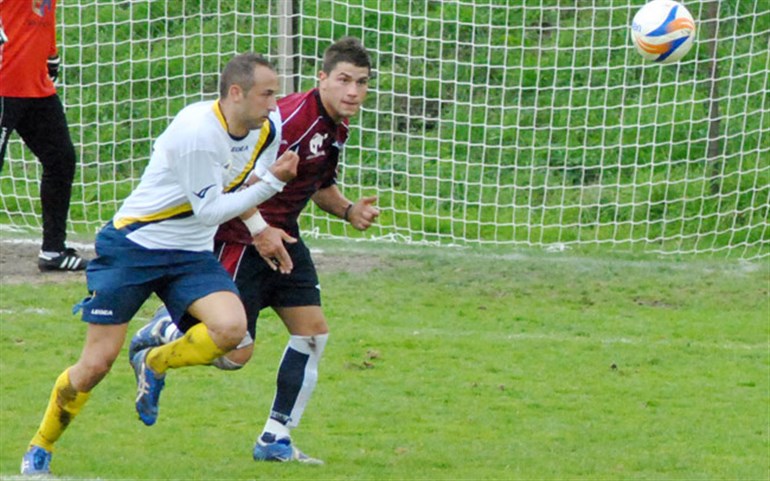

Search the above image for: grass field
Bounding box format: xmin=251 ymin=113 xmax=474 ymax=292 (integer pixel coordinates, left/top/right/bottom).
xmin=1 ymin=240 xmax=768 ymax=480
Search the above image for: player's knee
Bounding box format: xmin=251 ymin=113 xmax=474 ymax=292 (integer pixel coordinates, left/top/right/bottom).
xmin=211 ymin=318 xmax=247 ymax=350
xmin=72 ymin=356 xmax=114 ymax=389
xmin=299 ymin=318 xmax=329 ymax=336
xmin=42 ymin=148 xmax=76 ymax=181
xmin=313 ymin=321 xmax=329 ymax=335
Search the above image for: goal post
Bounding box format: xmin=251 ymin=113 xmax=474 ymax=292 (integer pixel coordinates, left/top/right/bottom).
xmin=1 ymin=0 xmax=767 ymax=260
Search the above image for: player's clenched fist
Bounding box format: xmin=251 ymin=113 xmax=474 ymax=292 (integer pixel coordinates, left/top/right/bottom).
xmin=348 ymin=196 xmax=380 ymax=231
xmin=269 ymin=150 xmax=299 ymax=183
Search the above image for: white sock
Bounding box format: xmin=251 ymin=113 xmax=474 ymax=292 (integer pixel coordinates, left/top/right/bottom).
xmin=161 ymin=322 xmax=181 ymax=343
xmin=262 ymin=418 xmax=290 ymax=440
xmin=262 ymin=334 xmax=329 ymax=438
xmin=284 ymin=334 xmax=328 ymax=428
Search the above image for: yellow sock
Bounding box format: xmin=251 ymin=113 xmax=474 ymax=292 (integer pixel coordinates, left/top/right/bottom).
xmin=146 ymin=323 xmax=227 ymax=374
xmin=30 ymin=368 xmax=91 ymax=452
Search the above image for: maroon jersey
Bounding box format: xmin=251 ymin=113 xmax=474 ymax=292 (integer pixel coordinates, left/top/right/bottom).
xmin=216 ymin=88 xmax=349 ymax=243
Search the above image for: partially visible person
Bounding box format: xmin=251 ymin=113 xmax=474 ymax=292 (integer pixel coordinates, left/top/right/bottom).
xmin=130 ymin=37 xmax=378 ymax=464
xmin=20 ymin=53 xmax=298 ymax=476
xmin=0 ymin=0 xmax=88 ymax=271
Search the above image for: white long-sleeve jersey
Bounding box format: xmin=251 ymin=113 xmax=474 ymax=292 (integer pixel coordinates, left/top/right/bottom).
xmin=113 ymin=100 xmax=282 ymax=251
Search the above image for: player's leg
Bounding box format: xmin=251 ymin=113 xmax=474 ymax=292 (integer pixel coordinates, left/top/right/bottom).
xmin=128 ymin=241 xmax=260 ymax=370
xmin=22 ymin=226 xmax=147 ymax=475
xmin=145 ymin=290 xmax=246 ymax=372
xmin=210 ymin=239 xmax=270 ymax=368
xmin=14 ymin=95 xmax=83 ymax=269
xmin=129 ymin=305 xmax=255 ymax=370
xmin=253 ymin=239 xmax=327 ymax=464
xmin=254 ymin=306 xmax=328 ymax=464
xmin=131 ymin=291 xmax=246 ymax=426
xmin=170 ymin=239 xmax=265 ymax=370
xmin=127 ymin=305 xmax=182 ymax=360
xmin=22 ymin=323 xmax=127 ymax=475
xmin=1 ymin=96 xmax=25 ymax=172
xmin=27 ymin=323 xmax=128 ymax=447
xmin=130 ymin=253 xmax=247 ymax=425
xmin=132 ymin=291 xmax=245 ymax=425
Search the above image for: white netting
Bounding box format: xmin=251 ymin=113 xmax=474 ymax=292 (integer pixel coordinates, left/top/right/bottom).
xmin=1 ymin=0 xmax=768 ymax=259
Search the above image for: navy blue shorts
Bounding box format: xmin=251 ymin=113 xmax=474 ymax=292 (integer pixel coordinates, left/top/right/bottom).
xmin=75 ymin=222 xmax=239 ymax=325
xmin=177 ymin=238 xmax=320 ymax=338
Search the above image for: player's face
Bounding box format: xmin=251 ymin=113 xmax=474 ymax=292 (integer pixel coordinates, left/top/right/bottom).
xmin=318 ymin=62 xmax=370 ymax=123
xmin=241 ymin=65 xmax=279 ymax=130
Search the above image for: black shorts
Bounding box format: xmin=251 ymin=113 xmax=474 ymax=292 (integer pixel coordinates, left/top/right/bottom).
xmin=178 ymin=238 xmax=321 ymax=338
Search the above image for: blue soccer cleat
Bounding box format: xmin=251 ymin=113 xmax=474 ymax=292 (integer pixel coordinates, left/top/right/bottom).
xmin=128 ymin=307 xmax=174 ymax=361
xmin=252 ymin=433 xmax=323 ymax=465
xmin=130 ymin=348 xmax=166 ymax=426
xmin=20 ymin=445 xmax=52 ymax=475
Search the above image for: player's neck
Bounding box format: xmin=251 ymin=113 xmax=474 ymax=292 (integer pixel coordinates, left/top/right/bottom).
xmin=218 ymin=99 xmax=249 ymax=137
xmin=318 ymin=96 xmax=346 ymax=125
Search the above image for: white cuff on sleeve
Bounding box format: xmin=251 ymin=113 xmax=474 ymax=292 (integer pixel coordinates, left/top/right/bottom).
xmin=260 ymin=170 xmax=286 ymax=192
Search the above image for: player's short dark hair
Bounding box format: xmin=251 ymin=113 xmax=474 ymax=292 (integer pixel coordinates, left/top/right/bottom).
xmin=220 ymin=53 xmax=274 ymax=98
xmin=322 ymin=37 xmax=371 ymax=74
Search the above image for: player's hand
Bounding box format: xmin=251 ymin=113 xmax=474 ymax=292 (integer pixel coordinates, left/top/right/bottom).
xmin=347 ymin=196 xmax=380 ymax=231
xmin=253 ymin=225 xmax=297 ymax=274
xmin=269 ymin=150 xmax=299 ymax=183
xmin=47 ymin=55 xmax=61 ymax=83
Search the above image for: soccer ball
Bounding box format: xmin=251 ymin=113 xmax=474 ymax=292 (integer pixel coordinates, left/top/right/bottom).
xmin=631 ymin=0 xmax=696 ymax=64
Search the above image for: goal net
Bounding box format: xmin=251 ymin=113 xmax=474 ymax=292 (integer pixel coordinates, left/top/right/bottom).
xmin=1 ymin=0 xmax=768 ymax=259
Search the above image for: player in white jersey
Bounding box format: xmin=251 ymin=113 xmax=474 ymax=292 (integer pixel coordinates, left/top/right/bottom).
xmin=20 ymin=53 xmax=298 ymax=477
xmin=113 ymin=101 xmax=283 ymax=251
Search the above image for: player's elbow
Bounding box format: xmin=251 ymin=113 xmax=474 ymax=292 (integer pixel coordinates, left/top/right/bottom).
xmin=194 ymin=209 xmax=225 ymax=227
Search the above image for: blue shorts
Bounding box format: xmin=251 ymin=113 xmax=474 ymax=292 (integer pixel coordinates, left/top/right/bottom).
xmin=75 ymin=222 xmax=239 ymax=325
xmin=177 ymin=238 xmax=320 ymax=339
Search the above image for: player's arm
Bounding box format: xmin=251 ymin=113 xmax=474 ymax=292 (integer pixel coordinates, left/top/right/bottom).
xmin=235 ymin=201 xmax=297 ymax=275
xmin=173 ymin=149 xmax=297 ymax=227
xmin=48 ymin=10 xmax=59 ymax=82
xmin=311 ymin=185 xmax=380 ymax=231
xmin=239 ymin=158 xmax=298 ymax=274
xmin=251 ymin=222 xmax=297 ymax=275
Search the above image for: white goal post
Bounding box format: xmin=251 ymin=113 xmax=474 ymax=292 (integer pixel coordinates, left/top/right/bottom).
xmin=1 ymin=0 xmax=767 ymax=259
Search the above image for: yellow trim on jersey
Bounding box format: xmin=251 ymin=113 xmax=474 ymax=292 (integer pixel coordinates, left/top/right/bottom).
xmin=212 ymin=100 xmax=228 ymax=131
xmin=114 ymin=202 xmax=193 ymax=230
xmin=223 ymin=119 xmax=273 ymax=193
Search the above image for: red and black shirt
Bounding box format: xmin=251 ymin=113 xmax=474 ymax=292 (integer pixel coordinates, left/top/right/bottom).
xmin=216 ymin=88 xmax=349 ymax=243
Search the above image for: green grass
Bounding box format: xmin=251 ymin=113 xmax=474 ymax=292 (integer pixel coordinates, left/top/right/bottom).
xmin=1 ymin=241 xmax=768 ymax=479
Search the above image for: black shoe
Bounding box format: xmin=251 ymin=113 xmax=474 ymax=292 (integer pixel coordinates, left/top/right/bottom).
xmin=38 ymin=248 xmax=89 ymax=272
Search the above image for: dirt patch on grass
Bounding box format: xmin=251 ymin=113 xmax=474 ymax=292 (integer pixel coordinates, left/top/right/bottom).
xmin=0 ymin=239 xmax=382 ymax=285
xmin=0 ymin=240 xmax=93 ymax=285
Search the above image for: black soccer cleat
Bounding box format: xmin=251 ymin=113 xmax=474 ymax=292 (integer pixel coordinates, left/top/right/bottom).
xmin=38 ymin=248 xmax=89 ymax=272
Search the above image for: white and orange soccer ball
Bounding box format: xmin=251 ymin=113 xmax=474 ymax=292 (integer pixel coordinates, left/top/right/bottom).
xmin=631 ymin=0 xmax=696 ymax=64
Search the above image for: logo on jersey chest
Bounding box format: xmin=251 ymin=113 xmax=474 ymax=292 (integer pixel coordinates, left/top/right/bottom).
xmin=32 ymin=0 xmax=53 ymax=17
xmin=307 ymin=132 xmax=328 ymax=159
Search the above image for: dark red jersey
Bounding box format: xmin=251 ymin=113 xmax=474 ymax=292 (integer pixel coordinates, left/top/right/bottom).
xmin=216 ymin=88 xmax=349 ymax=243
xmin=0 ymin=0 xmax=58 ymax=98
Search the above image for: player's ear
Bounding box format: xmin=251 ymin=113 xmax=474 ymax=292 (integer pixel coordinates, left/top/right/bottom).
xmin=317 ymin=70 xmax=328 ymax=83
xmin=229 ymin=83 xmax=244 ymax=101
